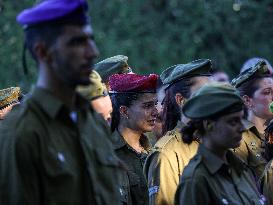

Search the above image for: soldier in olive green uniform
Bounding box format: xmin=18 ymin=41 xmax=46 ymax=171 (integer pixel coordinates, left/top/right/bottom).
xmin=175 ymin=83 xmax=266 ymax=205
xmin=231 ymin=60 xmax=273 ymax=179
xmin=0 ymin=1 xmax=124 ymax=204
xmin=0 ymin=87 xmax=21 ymax=120
xmin=110 ymin=73 xmax=159 ymax=205
xmin=143 ymin=59 xmax=212 ymax=205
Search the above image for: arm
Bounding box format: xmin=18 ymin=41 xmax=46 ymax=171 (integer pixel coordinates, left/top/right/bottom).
xmin=0 ymin=129 xmax=40 ymax=205
xmin=144 ymin=151 xmax=180 ymax=205
xmin=175 ymin=177 xmax=210 ymax=205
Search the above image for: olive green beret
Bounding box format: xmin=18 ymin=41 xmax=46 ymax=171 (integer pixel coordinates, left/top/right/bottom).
xmin=231 ymin=60 xmax=271 ymax=88
xmin=0 ymin=87 xmax=21 ymax=109
xmin=160 ymin=59 xmax=212 ymax=85
xmin=94 ymin=55 xmax=132 ymax=82
xmin=182 ymin=83 xmax=243 ymax=119
xmin=77 ymin=71 xmax=108 ymax=101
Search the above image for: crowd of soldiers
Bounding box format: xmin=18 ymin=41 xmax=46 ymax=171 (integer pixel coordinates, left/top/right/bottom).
xmin=0 ymin=0 xmax=273 ymax=205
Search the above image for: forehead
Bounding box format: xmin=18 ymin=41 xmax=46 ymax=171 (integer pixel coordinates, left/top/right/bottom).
xmin=136 ymin=93 xmax=157 ymax=103
xmin=257 ymin=77 xmax=273 ymax=89
xmin=219 ymin=110 xmax=244 ymax=120
xmin=190 ymin=76 xmax=210 ymax=93
xmin=60 ymin=24 xmax=93 ymax=38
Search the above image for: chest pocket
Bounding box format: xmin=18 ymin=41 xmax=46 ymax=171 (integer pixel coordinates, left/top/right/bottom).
xmin=95 ymin=149 xmax=120 ymax=167
xmin=43 ymin=147 xmax=74 ymax=177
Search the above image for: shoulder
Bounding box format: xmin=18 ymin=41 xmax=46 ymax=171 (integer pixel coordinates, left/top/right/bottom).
xmin=181 ymin=154 xmax=204 ymax=181
xmin=154 ymin=128 xmax=182 ymax=150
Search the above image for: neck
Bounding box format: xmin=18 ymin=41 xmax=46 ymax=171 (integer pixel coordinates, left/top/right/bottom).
xmin=37 ymin=64 xmax=76 ymax=110
xmin=203 ymin=137 xmax=228 ymax=163
xmin=118 ymin=123 xmax=143 ymax=152
xmin=248 ymin=111 xmax=266 ymax=134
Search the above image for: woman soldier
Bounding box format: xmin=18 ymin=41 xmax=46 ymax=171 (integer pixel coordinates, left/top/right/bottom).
xmin=109 ymin=73 xmax=159 ymax=205
xmin=231 ymin=60 xmax=273 ymax=179
xmin=143 ymin=59 xmax=211 ymax=205
xmin=175 ymin=83 xmax=266 ymax=205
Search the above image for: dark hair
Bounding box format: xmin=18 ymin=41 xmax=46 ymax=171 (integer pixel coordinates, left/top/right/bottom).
xmin=181 ymin=120 xmax=205 ymax=144
xmin=162 ymin=78 xmax=194 ymax=135
xmin=110 ymin=93 xmax=141 ymax=132
xmin=24 ymin=21 xmax=86 ymax=61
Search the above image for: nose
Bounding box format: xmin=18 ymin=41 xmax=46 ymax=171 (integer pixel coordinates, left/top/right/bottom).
xmin=151 ymin=105 xmax=159 ymax=117
xmin=85 ymin=39 xmax=99 ymax=60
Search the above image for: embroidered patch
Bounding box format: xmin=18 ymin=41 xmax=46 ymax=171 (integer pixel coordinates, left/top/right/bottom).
xmin=149 ymin=186 xmax=159 ymax=197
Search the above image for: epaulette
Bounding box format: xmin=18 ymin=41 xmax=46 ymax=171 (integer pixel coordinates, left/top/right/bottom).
xmin=154 ymin=129 xmax=180 ymax=149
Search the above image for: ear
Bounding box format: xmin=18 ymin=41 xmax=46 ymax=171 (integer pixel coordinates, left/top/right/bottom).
xmin=119 ymin=105 xmax=129 ymax=119
xmin=175 ymin=93 xmax=186 ymax=107
xmin=203 ymin=120 xmax=214 ymax=132
xmin=242 ymin=95 xmax=252 ymax=109
xmin=33 ymin=42 xmax=52 ymax=62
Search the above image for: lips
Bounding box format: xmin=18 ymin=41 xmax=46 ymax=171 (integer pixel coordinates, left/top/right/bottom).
xmin=147 ymin=119 xmax=156 ymax=125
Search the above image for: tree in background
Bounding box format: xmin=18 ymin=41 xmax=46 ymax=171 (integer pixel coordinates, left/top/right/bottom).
xmin=0 ymin=0 xmax=272 ymax=91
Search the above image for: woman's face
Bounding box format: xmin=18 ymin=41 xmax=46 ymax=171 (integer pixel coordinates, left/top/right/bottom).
xmin=249 ymin=77 xmax=273 ymax=120
xmin=126 ymin=93 xmax=158 ymax=133
xmin=207 ymin=111 xmax=245 ymax=150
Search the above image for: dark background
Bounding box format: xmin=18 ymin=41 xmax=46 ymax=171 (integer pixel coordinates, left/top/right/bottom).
xmin=0 ymin=0 xmax=272 ymax=92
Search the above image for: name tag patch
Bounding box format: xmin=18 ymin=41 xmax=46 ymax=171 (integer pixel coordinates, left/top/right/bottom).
xmin=149 ymin=186 xmax=159 ymax=196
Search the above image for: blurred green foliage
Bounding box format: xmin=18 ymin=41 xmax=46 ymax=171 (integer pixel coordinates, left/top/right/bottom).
xmin=0 ymin=0 xmax=273 ymax=92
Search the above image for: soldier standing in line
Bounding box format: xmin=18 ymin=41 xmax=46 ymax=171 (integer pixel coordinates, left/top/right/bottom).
xmin=143 ymin=59 xmax=212 ymax=205
xmin=0 ymin=0 xmax=125 ymax=204
xmin=231 ymin=60 xmax=273 ymax=179
xmin=110 ymin=73 xmax=159 ymax=205
xmin=175 ymin=83 xmax=266 ymax=205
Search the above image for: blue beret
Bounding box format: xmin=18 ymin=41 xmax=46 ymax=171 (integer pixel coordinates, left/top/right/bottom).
xmin=17 ymin=0 xmax=89 ymax=27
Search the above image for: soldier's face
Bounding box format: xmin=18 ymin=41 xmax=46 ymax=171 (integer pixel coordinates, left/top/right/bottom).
xmin=126 ymin=93 xmax=158 ymax=133
xmin=49 ymin=24 xmax=99 ymax=87
xmin=206 ymin=111 xmax=244 ymax=149
xmin=249 ymin=77 xmax=273 ymax=120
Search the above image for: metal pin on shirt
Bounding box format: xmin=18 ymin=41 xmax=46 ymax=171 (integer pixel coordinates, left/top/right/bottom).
xmin=57 ymin=152 xmax=65 ymax=162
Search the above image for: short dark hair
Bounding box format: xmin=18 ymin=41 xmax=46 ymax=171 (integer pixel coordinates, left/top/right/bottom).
xmin=24 ymin=21 xmax=86 ymax=61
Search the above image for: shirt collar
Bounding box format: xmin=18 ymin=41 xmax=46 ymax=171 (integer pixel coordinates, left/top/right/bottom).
xmin=111 ymin=130 xmax=151 ymax=152
xmin=243 ymin=119 xmax=263 ymax=139
xmin=31 ymin=86 xmax=90 ymax=119
xmin=198 ymin=145 xmax=246 ymax=175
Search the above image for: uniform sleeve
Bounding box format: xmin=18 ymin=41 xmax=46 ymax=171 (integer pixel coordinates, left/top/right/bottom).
xmin=0 ymin=128 xmax=40 ymax=205
xmin=143 ymin=151 xmax=180 ymax=205
xmin=175 ymin=177 xmax=210 ymax=205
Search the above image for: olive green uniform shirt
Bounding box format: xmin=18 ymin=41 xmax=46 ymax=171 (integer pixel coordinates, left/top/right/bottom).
xmin=111 ymin=130 xmax=151 ymax=205
xmin=261 ymin=159 xmax=273 ymax=205
xmin=0 ymin=87 xmax=123 ymax=205
xmin=234 ymin=120 xmax=267 ymax=179
xmin=175 ymin=145 xmax=266 ymax=205
xmin=143 ymin=122 xmax=199 ymax=205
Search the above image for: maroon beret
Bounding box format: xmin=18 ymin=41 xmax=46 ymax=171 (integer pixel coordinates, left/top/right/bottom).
xmin=109 ymin=73 xmax=159 ymax=93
